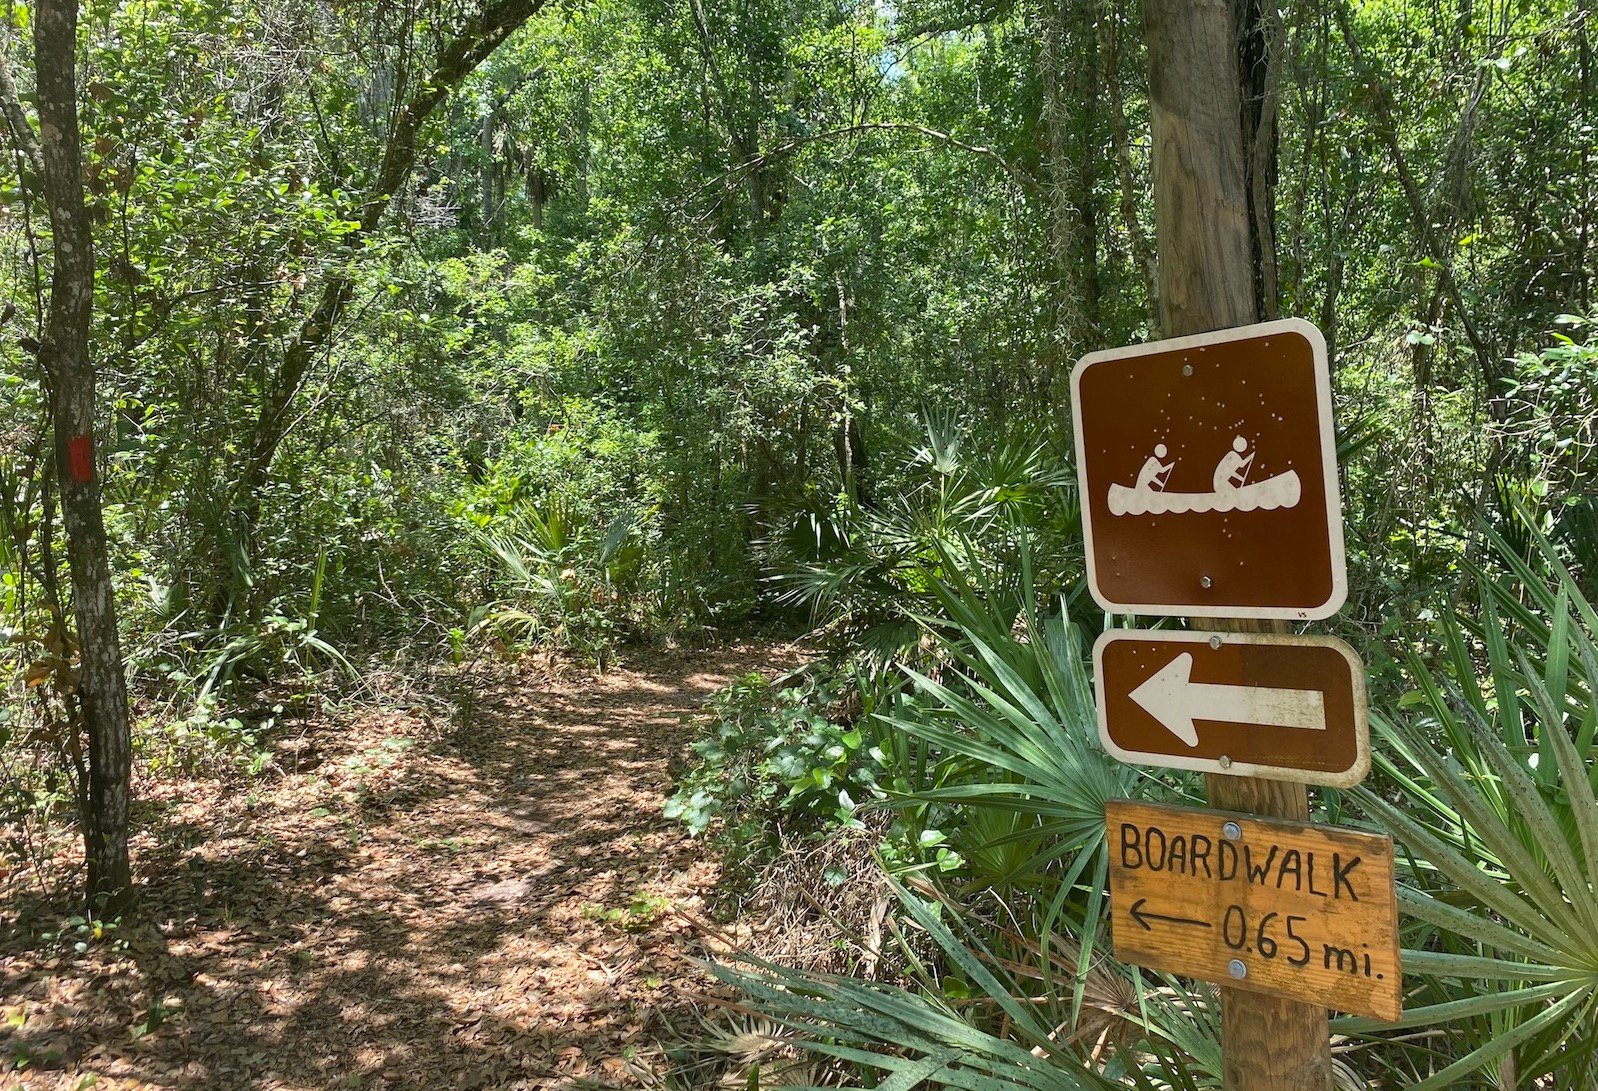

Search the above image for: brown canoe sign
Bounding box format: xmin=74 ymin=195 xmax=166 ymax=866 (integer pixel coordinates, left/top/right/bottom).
xmin=1093 ymin=629 xmax=1369 ymax=787
xmin=1070 ymin=319 xmax=1346 ymax=620
xmin=1108 ymin=799 xmax=1401 ymax=1022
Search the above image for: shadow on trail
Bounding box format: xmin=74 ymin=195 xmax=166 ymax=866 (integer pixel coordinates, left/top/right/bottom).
xmin=0 ymin=643 xmax=802 ymax=1090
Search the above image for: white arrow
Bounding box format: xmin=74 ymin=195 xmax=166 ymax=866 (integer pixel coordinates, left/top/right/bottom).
xmin=1129 ymin=652 xmax=1327 ymax=747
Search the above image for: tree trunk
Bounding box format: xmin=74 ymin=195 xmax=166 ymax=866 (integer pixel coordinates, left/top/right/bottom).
xmin=1145 ymin=2 xmax=1255 ymax=332
xmin=1578 ymin=0 xmax=1592 ymax=311
xmin=1236 ymin=0 xmax=1280 ymax=319
xmin=1070 ymin=1 xmax=1102 ymax=336
xmin=1142 ymin=1 xmax=1330 ymax=1087
xmin=34 ymin=0 xmax=134 ymax=914
xmin=1098 ymin=0 xmax=1159 ymax=332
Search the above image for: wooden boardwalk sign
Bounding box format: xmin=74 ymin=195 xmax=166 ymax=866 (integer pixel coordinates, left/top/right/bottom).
xmin=1107 ymin=800 xmax=1401 ymax=1022
xmin=1070 ymin=319 xmax=1346 ymax=620
xmin=1094 ymin=630 xmax=1369 ymax=786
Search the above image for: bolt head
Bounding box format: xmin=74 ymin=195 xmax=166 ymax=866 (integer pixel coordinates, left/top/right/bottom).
xmin=1200 ymin=575 xmax=1213 ymax=589
xmin=1182 ymin=364 xmax=1195 ymax=376
xmin=1218 ymin=755 xmax=1233 ymax=769
xmin=1222 ymin=821 xmax=1242 ymax=840
xmin=1208 ymin=634 xmax=1223 ymax=649
xmin=1228 ymin=958 xmax=1247 ymax=979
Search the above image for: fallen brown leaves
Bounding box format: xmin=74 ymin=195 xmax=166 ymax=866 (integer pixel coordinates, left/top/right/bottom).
xmin=0 ymin=641 xmax=806 ymax=1091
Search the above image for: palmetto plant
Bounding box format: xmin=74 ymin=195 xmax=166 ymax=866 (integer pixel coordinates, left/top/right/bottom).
xmin=876 ymin=540 xmax=1134 ymax=957
xmin=714 ymin=882 xmax=1125 ymax=1091
xmin=714 ymin=542 xmax=1234 ymax=1087
xmin=713 ymin=876 xmax=1228 ymax=1090
xmin=1341 ymin=524 xmax=1598 ymax=1089
xmin=466 ymin=498 xmax=645 ymax=657
xmin=768 ymin=413 xmax=1081 ymax=665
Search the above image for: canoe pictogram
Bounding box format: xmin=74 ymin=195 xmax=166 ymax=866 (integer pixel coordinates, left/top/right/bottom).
xmin=1108 ymin=470 xmax=1302 ymax=516
xmin=1108 ymin=433 xmax=1302 ymax=517
xmin=1069 ymin=318 xmax=1347 ymax=619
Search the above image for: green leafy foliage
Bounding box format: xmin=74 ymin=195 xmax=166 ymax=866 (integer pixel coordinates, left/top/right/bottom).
xmin=769 ymin=413 xmax=1083 ymax=663
xmin=713 ymin=877 xmax=1221 ymax=1088
xmin=3 ymin=0 xmax=1598 ymax=1081
xmin=665 ymin=670 xmax=889 ymax=842
xmin=1342 ymin=524 xmax=1598 ymax=1089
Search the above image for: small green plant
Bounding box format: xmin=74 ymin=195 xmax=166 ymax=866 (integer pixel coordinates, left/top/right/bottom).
xmin=665 ymin=670 xmax=888 ymax=844
xmin=713 ymin=881 xmax=1155 ymax=1090
xmin=36 ymin=913 xmax=126 ymax=956
xmin=465 ymin=497 xmax=648 ymax=664
xmin=131 ymin=996 xmax=174 ymax=1040
xmin=584 ymin=891 xmax=671 ymax=931
xmin=344 ymin=736 xmax=414 ymax=777
xmin=146 ymin=694 xmax=276 ymax=775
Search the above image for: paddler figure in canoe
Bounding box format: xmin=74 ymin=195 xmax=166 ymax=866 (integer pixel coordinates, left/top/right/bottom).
xmin=1136 ymin=443 xmax=1176 ymax=492
xmin=1212 ymin=436 xmax=1255 ymax=492
xmin=1107 ymin=435 xmax=1301 ymax=516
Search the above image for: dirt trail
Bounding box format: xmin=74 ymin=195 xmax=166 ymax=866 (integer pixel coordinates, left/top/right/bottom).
xmin=1 ymin=641 xmax=805 ymax=1091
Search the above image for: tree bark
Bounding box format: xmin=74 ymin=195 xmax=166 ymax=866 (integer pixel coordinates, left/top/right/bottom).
xmin=1142 ymin=1 xmax=1330 ymax=1087
xmin=1144 ymin=2 xmax=1256 ymax=333
xmin=1038 ymin=0 xmax=1085 ymax=362
xmin=33 ymin=0 xmax=134 ymax=914
xmin=1236 ymin=0 xmax=1280 ymax=319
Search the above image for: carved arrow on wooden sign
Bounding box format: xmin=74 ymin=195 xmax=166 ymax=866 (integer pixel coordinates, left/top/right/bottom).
xmin=1129 ymin=898 xmax=1211 ymax=932
xmin=1129 ymin=652 xmax=1328 ymax=746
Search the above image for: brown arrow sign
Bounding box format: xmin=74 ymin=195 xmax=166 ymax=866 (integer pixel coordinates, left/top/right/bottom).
xmin=1093 ymin=629 xmax=1369 ymax=787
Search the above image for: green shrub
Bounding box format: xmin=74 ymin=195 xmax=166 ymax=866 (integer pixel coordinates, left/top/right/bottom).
xmin=766 ymin=412 xmax=1084 ymax=665
xmin=665 ymin=669 xmax=889 ymax=845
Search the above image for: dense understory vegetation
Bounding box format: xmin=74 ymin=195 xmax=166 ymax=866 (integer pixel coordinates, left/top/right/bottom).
xmin=4 ymin=0 xmax=1598 ymax=1086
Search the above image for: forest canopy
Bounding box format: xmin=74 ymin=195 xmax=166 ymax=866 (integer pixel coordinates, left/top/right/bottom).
xmin=3 ymin=0 xmax=1592 ymax=660
xmin=3 ymin=0 xmax=1598 ymax=1087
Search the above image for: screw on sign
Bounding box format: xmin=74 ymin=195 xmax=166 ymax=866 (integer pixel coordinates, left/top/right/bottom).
xmin=1069 ymin=319 xmax=1346 ymax=620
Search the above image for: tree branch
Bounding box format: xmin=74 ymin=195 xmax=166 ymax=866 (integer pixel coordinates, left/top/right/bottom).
xmin=235 ymin=0 xmax=548 ymax=513
xmin=0 ymin=40 xmax=44 ymax=180
xmin=1333 ymin=2 xmax=1494 ymax=376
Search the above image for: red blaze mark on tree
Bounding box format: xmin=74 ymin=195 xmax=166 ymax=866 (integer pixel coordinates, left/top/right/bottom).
xmin=68 ymin=435 xmax=94 ymax=485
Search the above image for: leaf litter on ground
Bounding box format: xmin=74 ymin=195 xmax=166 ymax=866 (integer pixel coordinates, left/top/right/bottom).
xmin=0 ymin=641 xmax=806 ymax=1091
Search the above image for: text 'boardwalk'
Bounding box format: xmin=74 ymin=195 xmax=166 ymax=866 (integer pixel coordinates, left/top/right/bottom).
xmin=1107 ymin=799 xmax=1401 ymax=1022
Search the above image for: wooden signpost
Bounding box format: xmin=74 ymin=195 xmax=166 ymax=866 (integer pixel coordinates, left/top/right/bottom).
xmin=1094 ymin=630 xmax=1369 ymax=786
xmin=1074 ymin=327 xmax=1402 ymax=1033
xmin=1071 ymin=307 xmax=1404 ymax=1084
xmin=1087 ymin=5 xmax=1406 ymax=1085
xmin=1073 ymin=312 xmax=1405 ymax=1084
xmin=1108 ymin=800 xmax=1401 ymax=1022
